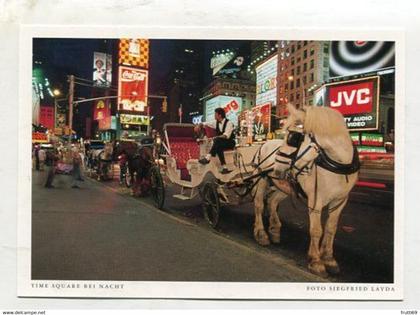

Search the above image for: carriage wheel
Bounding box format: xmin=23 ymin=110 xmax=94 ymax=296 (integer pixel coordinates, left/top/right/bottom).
xmin=202 ymin=182 xmax=221 ymax=229
xmin=150 ymin=166 xmax=165 ymax=209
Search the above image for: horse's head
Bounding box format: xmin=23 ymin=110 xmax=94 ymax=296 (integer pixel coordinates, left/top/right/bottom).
xmin=274 ymin=104 xmax=319 ymax=177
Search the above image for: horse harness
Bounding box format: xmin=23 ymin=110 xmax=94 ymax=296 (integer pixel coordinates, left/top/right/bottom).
xmin=275 ymin=130 xmax=361 ymax=200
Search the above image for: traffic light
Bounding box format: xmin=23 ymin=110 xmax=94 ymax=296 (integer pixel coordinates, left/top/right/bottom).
xmin=162 ymin=98 xmax=167 ymax=113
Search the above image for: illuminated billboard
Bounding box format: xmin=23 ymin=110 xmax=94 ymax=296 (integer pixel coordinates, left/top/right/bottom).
xmin=93 ymin=99 xmax=111 ymax=130
xmin=120 ymin=114 xmax=150 ymax=126
xmin=319 ymin=76 xmax=380 ymax=130
xmin=204 ymin=96 xmax=242 ymax=126
xmin=118 ymin=66 xmax=148 ymax=113
xmin=119 ymin=39 xmax=149 ymax=69
xmin=93 ymin=52 xmax=112 ymax=87
xmin=329 ymin=41 xmax=395 ymax=77
xmin=240 ymin=103 xmax=271 ymax=141
xmin=256 ymin=54 xmax=278 ymax=107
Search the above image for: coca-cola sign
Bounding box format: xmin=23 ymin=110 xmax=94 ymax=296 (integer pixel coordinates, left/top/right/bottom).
xmin=121 ymin=70 xmax=146 ymax=81
xmin=118 ymin=66 xmax=148 ymax=113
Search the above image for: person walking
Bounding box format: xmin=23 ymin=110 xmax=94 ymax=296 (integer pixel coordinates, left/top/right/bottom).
xmin=34 ymin=145 xmax=40 ymax=171
xmin=44 ymin=149 xmax=58 ymax=188
xmin=118 ymin=150 xmax=128 ymax=185
xmin=196 ymin=107 xmax=236 ymax=174
xmin=38 ymin=147 xmax=46 ymax=171
xmin=71 ymin=146 xmax=83 ymax=188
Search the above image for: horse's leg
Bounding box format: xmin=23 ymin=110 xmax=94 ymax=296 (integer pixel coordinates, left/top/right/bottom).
xmin=253 ymin=179 xmax=270 ymax=246
xmin=267 ymin=190 xmax=287 ymax=244
xmin=320 ymin=198 xmax=347 ymax=275
xmin=307 ymin=199 xmax=327 ymax=277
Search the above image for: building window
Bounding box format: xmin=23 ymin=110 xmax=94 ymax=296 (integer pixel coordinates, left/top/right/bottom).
xmin=290 ymin=94 xmax=294 ymax=102
xmin=224 ymin=83 xmax=229 ymax=88
xmin=303 ymin=50 xmax=307 ymax=59
xmin=303 ymin=75 xmax=307 ymax=85
xmin=291 ymin=57 xmax=295 ymax=65
xmin=309 ymin=100 xmax=313 ymax=105
xmin=290 ymin=81 xmax=294 ymax=90
xmin=296 ymin=78 xmax=300 ymax=88
xmin=297 ymin=66 xmax=300 ymax=75
xmin=310 ymin=59 xmax=314 ymax=69
xmin=291 ymin=68 xmax=295 ymax=76
xmin=291 ymin=45 xmax=295 ymax=53
xmin=297 ymin=42 xmax=301 ymax=49
xmin=296 ymin=93 xmax=300 ymax=100
xmin=297 ymin=57 xmax=301 ymax=63
xmin=310 ymin=73 xmax=314 ymax=82
xmin=324 ymin=44 xmax=329 ymax=54
xmin=304 ymin=40 xmax=308 ymax=46
xmin=310 ymin=47 xmax=315 ymax=56
xmin=284 ymin=83 xmax=288 ymax=92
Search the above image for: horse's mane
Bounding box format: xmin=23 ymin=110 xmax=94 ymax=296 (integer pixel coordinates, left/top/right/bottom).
xmin=303 ymin=106 xmax=349 ymax=139
xmin=286 ymin=104 xmax=353 ymax=159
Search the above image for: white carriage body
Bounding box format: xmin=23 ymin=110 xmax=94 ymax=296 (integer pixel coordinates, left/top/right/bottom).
xmin=161 ymin=123 xmax=267 ymax=200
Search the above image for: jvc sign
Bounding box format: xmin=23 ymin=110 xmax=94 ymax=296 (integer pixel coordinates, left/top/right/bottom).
xmin=325 ymin=77 xmax=379 ymax=131
xmin=329 ymin=81 xmax=373 ymax=115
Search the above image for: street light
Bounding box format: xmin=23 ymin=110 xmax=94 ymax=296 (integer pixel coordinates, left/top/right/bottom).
xmin=53 ymin=89 xmax=61 ymax=96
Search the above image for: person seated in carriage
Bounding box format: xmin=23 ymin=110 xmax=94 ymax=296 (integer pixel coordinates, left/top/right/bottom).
xmin=195 ymin=107 xmax=235 ymax=174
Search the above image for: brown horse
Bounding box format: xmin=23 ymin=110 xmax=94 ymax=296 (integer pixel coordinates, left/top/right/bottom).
xmin=113 ymin=141 xmax=154 ymax=196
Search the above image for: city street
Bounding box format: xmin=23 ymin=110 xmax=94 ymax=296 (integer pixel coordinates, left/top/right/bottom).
xmin=31 ymin=170 xmax=325 ymax=282
xmin=32 ymin=167 xmax=393 ymax=283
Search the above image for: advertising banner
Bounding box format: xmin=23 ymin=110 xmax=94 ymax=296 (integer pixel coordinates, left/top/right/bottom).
xmin=39 ymin=106 xmax=54 ymax=129
xmin=329 ymin=41 xmax=395 ymax=77
xmin=118 ymin=66 xmax=148 ymax=113
xmin=93 ymin=99 xmax=111 ymax=130
xmin=360 ymin=132 xmax=384 ymax=147
xmin=322 ymin=76 xmax=380 ymax=131
xmin=93 ymin=52 xmax=112 ymax=87
xmin=32 ymin=132 xmax=48 ymax=143
xmin=256 ymin=54 xmax=278 ymax=107
xmin=210 ymin=52 xmax=235 ymax=75
xmin=119 ymin=39 xmax=149 ymax=69
xmin=240 ymin=103 xmax=271 ymax=141
xmin=204 ymin=95 xmax=242 ymax=126
xmin=120 ymin=114 xmax=150 ymax=126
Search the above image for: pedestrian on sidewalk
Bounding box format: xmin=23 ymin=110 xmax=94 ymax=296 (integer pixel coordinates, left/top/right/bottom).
xmin=71 ymin=146 xmax=83 ymax=188
xmin=118 ymin=150 xmax=128 ymax=185
xmin=44 ymin=149 xmax=58 ymax=188
xmin=38 ymin=147 xmax=46 ymax=171
xmin=34 ymin=145 xmax=40 ymax=171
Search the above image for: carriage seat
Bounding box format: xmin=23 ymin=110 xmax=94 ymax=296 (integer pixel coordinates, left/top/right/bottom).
xmin=169 ymin=137 xmax=200 ymax=181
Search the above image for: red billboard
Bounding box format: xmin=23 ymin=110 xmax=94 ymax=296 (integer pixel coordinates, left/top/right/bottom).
xmin=319 ymin=76 xmax=380 ymax=131
xmin=39 ymin=106 xmax=54 ymax=129
xmin=93 ymin=99 xmax=111 ymax=130
xmin=329 ymin=81 xmax=374 ymax=115
xmin=118 ymin=66 xmax=148 ymax=113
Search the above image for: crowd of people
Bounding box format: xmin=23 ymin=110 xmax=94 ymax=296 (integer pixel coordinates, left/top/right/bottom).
xmin=32 ymin=142 xmax=84 ymax=189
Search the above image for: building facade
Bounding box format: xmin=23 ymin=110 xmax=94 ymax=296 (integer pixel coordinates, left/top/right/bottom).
xmin=276 ymin=40 xmax=330 ymax=117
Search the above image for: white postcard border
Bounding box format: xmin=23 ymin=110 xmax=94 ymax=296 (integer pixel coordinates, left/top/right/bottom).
xmin=18 ymin=25 xmax=405 ymax=300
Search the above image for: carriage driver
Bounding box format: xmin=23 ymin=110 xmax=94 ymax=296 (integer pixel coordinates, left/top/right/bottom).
xmin=195 ymin=107 xmax=235 ymax=174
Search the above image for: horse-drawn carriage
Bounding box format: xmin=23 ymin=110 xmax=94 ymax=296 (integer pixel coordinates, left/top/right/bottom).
xmin=149 ymin=122 xmax=277 ymax=228
xmin=150 ymin=103 xmax=362 ymax=277
xmin=85 ymin=141 xmax=115 ymax=181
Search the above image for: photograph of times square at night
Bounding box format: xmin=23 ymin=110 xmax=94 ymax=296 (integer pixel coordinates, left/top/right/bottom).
xmin=29 ymin=37 xmax=397 ymax=295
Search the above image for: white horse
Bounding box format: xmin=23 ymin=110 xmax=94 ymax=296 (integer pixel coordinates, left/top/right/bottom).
xmin=251 ymin=103 xmax=359 ymax=277
xmin=90 ymin=142 xmax=114 ymax=179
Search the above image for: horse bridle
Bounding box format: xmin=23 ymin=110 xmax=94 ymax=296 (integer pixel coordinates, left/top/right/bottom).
xmin=275 ymin=130 xmax=320 ymax=176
